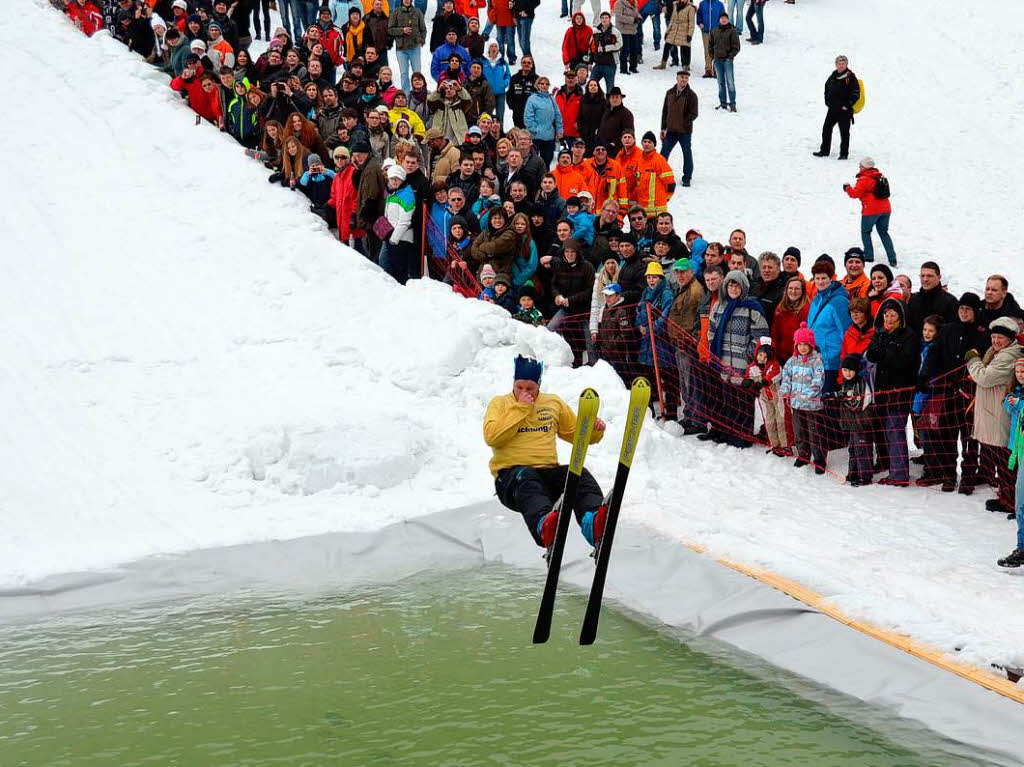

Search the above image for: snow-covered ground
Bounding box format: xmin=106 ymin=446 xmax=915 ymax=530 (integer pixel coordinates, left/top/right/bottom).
xmin=4 ymin=0 xmax=1024 ymax=675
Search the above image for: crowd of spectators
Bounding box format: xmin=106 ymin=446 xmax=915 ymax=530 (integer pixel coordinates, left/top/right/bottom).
xmin=60 ymin=0 xmax=1024 ymax=567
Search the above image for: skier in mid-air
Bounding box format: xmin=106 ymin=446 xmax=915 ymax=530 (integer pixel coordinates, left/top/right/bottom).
xmin=484 ymin=356 xmax=608 ymax=549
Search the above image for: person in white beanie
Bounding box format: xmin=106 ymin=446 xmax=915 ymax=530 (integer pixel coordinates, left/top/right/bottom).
xmin=381 ymin=164 xmax=417 ymax=284
xmin=844 ymin=156 xmax=897 ymax=266
xmin=965 ymin=317 xmax=1024 ymax=514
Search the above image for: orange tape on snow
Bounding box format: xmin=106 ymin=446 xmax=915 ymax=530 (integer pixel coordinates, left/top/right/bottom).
xmin=684 ymin=543 xmax=1024 ymax=706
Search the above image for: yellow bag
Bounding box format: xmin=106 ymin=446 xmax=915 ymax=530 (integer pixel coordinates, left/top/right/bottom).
xmin=853 ymin=77 xmax=866 ymax=114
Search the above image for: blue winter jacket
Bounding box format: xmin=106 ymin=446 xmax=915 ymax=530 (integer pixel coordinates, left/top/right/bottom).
xmin=912 ymin=339 xmax=936 ymax=415
xmin=696 ymin=0 xmax=726 ymax=32
xmin=428 ymin=201 xmax=452 ymax=259
xmin=1003 ymin=384 xmax=1024 ymax=464
xmin=807 ymin=280 xmax=851 ymax=371
xmin=482 ymin=56 xmax=511 ymax=96
xmin=690 ymin=238 xmax=708 ymax=277
xmin=567 ymin=210 xmax=596 ymax=246
xmin=635 ymin=277 xmax=675 ymax=367
xmin=512 ymin=241 xmax=538 ymax=290
xmin=299 ymin=169 xmax=337 ymax=207
xmin=524 ymin=91 xmax=563 ymax=142
xmin=430 ymin=42 xmax=471 ymax=81
xmin=778 ymin=350 xmax=825 ymax=411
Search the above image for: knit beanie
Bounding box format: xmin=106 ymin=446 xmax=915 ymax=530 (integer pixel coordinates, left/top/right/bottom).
xmin=793 ymin=322 xmax=816 ymax=348
xmin=844 ymin=247 xmax=865 ymax=264
xmin=958 ymin=291 xmax=982 ymax=313
xmin=870 ymin=263 xmax=893 ymax=283
xmin=841 ymin=353 xmax=862 ymax=372
xmin=783 ymin=246 xmax=801 ymax=265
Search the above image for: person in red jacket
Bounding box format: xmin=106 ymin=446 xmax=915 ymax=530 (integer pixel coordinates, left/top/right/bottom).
xmin=562 ymin=12 xmax=594 ymax=67
xmin=844 ymin=156 xmax=897 ymax=267
xmin=170 ymin=60 xmax=223 ymax=125
xmin=328 ymin=146 xmax=363 ymax=246
xmin=66 ymin=0 xmax=103 ymax=36
xmin=770 ymin=275 xmax=810 ymax=364
xmin=554 ymin=69 xmax=583 ymax=142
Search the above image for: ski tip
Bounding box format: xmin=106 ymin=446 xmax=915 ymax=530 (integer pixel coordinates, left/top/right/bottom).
xmin=630 ymin=377 xmax=651 ymax=391
xmin=580 ymin=387 xmax=599 ymax=402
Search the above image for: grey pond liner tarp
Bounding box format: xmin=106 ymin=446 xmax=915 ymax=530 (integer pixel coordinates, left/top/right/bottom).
xmin=3 ymin=500 xmax=1024 ymax=765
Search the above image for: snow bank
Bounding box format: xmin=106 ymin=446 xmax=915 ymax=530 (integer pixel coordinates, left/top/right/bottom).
xmin=4 ymin=0 xmax=1024 ymax=676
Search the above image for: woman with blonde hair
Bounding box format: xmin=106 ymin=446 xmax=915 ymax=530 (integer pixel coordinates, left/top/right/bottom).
xmin=276 ymin=135 xmax=309 ymax=187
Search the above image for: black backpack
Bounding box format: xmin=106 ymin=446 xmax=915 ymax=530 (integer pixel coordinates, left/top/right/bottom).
xmin=874 ymin=174 xmax=891 ymax=199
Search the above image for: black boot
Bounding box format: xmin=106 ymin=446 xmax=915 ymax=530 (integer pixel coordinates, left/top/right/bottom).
xmin=812 ymin=150 xmax=828 ymax=157
xmin=986 ymin=499 xmax=1012 ymax=513
xmin=997 ymin=549 xmax=1024 ymax=568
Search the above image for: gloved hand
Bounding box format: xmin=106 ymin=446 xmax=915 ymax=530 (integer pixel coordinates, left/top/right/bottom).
xmin=686 ymin=34 xmax=692 ymax=43
xmin=964 ymin=348 xmax=980 ymax=363
xmin=843 ymin=183 xmax=850 ymax=190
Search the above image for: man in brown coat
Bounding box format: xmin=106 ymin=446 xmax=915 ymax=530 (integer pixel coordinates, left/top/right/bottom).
xmin=659 ymin=69 xmax=698 ymax=185
xmin=668 ymin=257 xmax=705 ymax=432
xmin=352 ymin=141 xmax=387 ymax=261
xmin=426 ymin=127 xmax=461 ymax=182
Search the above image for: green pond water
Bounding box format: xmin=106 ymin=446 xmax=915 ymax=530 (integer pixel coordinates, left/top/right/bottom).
xmin=0 ymin=566 xmax=989 ymax=767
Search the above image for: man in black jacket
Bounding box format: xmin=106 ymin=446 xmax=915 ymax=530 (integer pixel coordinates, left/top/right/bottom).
xmin=933 ymin=292 xmax=988 ymax=493
xmin=750 ymin=251 xmax=786 ymax=325
xmin=507 ymin=56 xmax=538 ymax=128
xmin=813 ymin=54 xmax=860 ymax=160
xmin=978 ymin=274 xmax=1024 ymax=341
xmin=905 ymin=261 xmax=958 ymax=332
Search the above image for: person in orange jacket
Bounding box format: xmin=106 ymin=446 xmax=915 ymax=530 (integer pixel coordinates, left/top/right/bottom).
xmin=839 ymin=247 xmax=871 ymax=299
xmin=583 ymin=139 xmax=627 ymax=213
xmin=170 ymin=59 xmax=223 ymax=125
xmin=635 ymin=131 xmax=675 ymax=219
xmin=552 ymin=147 xmax=588 ymax=200
xmin=615 ymin=128 xmax=642 ymax=215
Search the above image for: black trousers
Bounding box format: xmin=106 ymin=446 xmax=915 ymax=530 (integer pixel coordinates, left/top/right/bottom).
xmin=820 ymin=107 xmax=852 ymax=156
xmin=495 ymin=466 xmax=604 ymax=547
xmin=251 ymin=0 xmax=271 ymax=38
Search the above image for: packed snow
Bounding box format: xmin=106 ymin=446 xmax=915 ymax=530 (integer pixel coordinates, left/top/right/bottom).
xmin=4 ymin=0 xmax=1024 ymax=676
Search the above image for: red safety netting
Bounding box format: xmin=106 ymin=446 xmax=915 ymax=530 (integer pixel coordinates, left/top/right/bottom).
xmin=423 ymin=207 xmax=482 ymax=299
xmin=542 ymin=300 xmax=1013 ymax=497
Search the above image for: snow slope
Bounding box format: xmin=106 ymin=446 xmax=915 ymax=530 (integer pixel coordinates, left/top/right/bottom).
xmin=4 ymin=0 xmax=1024 ymax=675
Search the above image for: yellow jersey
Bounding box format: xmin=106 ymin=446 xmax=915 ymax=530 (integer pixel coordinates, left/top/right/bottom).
xmin=482 ymin=392 xmax=604 ymax=477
